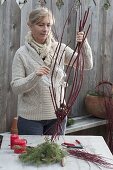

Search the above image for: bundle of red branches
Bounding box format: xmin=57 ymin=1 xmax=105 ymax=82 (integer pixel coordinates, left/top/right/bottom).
xmin=67 ymin=149 xmax=113 ymax=169
xmin=40 ymin=0 xmax=113 ymax=168
xmin=48 ymin=0 xmax=90 ymax=141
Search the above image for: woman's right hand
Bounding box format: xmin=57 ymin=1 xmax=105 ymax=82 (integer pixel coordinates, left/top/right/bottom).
xmin=36 ymin=66 xmax=50 ymax=76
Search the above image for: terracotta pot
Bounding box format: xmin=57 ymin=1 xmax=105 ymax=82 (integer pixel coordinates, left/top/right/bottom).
xmin=85 ymin=94 xmax=113 ymax=119
xmin=11 ymin=117 xmax=18 ymax=134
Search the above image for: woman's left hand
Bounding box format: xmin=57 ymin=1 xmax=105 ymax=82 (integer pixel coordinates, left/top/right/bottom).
xmin=76 ymin=31 xmax=85 ymax=42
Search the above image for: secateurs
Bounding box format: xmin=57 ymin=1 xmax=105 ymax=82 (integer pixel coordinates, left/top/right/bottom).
xmin=61 ymin=140 xmax=83 ymax=149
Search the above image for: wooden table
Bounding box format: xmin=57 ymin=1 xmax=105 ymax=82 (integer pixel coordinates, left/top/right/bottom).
xmin=0 ymin=134 xmax=113 ymax=170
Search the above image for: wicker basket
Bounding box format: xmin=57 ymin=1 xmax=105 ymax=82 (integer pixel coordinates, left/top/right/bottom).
xmin=85 ymin=94 xmax=113 ymax=119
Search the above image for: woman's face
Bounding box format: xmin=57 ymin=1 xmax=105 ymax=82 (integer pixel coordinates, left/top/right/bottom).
xmin=29 ymin=16 xmax=52 ymax=44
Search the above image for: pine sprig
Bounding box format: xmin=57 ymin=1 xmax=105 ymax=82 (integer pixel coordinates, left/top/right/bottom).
xmin=19 ymin=140 xmax=66 ymax=166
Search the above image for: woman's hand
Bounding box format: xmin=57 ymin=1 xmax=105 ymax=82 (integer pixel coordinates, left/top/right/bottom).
xmin=76 ymin=31 xmax=85 ymax=42
xmin=36 ymin=66 xmax=50 ymax=76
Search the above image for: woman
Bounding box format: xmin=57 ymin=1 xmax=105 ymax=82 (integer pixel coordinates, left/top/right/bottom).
xmin=11 ymin=7 xmax=93 ymax=135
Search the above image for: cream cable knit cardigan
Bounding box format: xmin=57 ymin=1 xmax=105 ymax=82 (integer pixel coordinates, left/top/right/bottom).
xmin=11 ymin=39 xmax=93 ymax=121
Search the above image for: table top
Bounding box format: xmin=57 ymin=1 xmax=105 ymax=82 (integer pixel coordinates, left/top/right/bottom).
xmin=0 ymin=134 xmax=113 ymax=170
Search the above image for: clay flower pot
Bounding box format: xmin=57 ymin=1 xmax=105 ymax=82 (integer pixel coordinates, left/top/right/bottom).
xmin=85 ymin=94 xmax=113 ymax=119
xmin=11 ymin=117 xmax=18 ymax=134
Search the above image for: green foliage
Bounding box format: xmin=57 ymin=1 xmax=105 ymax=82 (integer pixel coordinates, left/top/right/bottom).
xmin=87 ymin=90 xmax=113 ymax=98
xmin=56 ymin=0 xmax=64 ymax=10
xmin=67 ymin=118 xmax=75 ymax=127
xmin=87 ymin=90 xmax=105 ymax=96
xmin=104 ymin=0 xmax=111 ymax=10
xmin=19 ymin=140 xmax=67 ymax=166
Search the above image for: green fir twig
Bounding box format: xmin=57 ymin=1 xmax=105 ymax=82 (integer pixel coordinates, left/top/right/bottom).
xmin=19 ymin=140 xmax=67 ymax=166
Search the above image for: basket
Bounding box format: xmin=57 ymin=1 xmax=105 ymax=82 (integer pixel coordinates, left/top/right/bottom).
xmin=85 ymin=81 xmax=113 ymax=118
xmin=85 ymin=94 xmax=113 ymax=119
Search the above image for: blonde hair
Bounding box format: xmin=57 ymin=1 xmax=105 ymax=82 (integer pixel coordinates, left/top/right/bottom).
xmin=28 ymin=7 xmax=55 ymax=25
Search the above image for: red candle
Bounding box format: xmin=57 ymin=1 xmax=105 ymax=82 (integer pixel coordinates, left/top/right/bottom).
xmin=10 ymin=134 xmax=19 ymax=149
xmin=13 ymin=139 xmax=27 ymax=154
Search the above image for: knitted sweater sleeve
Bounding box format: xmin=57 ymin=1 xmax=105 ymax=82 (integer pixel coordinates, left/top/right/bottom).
xmin=64 ymin=38 xmax=93 ymax=70
xmin=11 ymin=52 xmax=41 ymax=94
